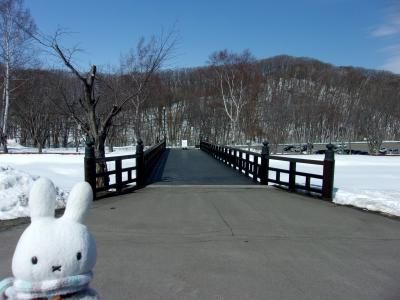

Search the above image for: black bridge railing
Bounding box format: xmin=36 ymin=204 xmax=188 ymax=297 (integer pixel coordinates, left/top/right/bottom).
xmin=84 ymin=139 xmax=166 ymax=199
xmin=200 ymin=141 xmax=335 ymax=200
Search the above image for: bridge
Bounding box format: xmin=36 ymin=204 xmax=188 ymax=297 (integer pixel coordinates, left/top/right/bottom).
xmin=1 ymin=141 xmax=400 ymax=299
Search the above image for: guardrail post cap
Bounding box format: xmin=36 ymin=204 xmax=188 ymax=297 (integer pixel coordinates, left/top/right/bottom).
xmin=325 ymin=143 xmax=335 ymax=161
xmin=85 ymin=136 xmax=94 ymax=146
xmin=262 ymin=141 xmax=269 ymax=155
xmin=136 ymin=139 xmax=144 ymax=153
xmin=84 ymin=137 xmax=95 ymax=157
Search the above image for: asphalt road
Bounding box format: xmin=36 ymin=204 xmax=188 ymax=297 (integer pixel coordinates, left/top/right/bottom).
xmin=1 ymin=186 xmax=400 ymax=299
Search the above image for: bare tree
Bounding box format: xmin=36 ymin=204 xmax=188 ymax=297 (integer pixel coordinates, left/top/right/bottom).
xmin=28 ymin=29 xmax=175 ymax=187
xmin=209 ymin=49 xmax=255 ymax=144
xmin=12 ymin=69 xmax=53 ymax=152
xmin=0 ymin=0 xmax=35 ymax=152
xmin=117 ymin=34 xmax=176 ymax=141
xmin=32 ymin=30 xmax=175 ymax=157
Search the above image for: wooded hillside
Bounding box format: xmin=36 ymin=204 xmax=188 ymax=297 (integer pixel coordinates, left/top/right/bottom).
xmin=3 ymin=54 xmax=400 ymax=153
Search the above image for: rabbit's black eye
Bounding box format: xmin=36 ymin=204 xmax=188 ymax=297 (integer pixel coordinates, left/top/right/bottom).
xmin=31 ymin=256 xmax=38 ymax=265
xmin=77 ymin=252 xmax=82 ymax=261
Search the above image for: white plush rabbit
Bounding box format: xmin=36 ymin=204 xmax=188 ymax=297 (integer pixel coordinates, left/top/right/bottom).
xmin=0 ymin=178 xmax=98 ymax=300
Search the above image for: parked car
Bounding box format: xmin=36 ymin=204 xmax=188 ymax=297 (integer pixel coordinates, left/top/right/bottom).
xmin=315 ymin=149 xmax=368 ymax=155
xmin=294 ymin=144 xmax=307 ymax=152
xmin=350 ymin=150 xmax=368 ymax=155
xmin=379 ymin=148 xmax=388 ymax=155
xmin=283 ymin=145 xmax=294 ymax=152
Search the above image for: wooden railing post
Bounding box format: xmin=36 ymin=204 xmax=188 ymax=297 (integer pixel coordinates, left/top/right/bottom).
xmin=115 ymin=158 xmax=122 ymax=193
xmin=84 ymin=139 xmax=96 ymax=199
xmin=260 ymin=141 xmax=269 ymax=184
xmin=234 ymin=149 xmax=237 ymax=169
xmin=322 ymin=143 xmax=335 ymax=201
xmin=136 ymin=139 xmax=145 ymax=187
xmin=238 ymin=150 xmax=243 ymax=173
xmin=245 ymin=152 xmax=250 ymax=176
xmin=289 ymin=161 xmax=296 ymax=192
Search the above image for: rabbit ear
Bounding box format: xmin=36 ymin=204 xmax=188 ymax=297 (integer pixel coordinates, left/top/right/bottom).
xmin=29 ymin=178 xmax=56 ymax=221
xmin=62 ymin=182 xmax=93 ymax=223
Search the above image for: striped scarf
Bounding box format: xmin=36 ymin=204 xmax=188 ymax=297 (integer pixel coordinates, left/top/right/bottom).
xmin=0 ymin=272 xmax=96 ymax=299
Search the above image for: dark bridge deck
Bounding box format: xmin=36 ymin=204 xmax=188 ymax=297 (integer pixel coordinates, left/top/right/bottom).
xmin=149 ymin=148 xmax=255 ymax=185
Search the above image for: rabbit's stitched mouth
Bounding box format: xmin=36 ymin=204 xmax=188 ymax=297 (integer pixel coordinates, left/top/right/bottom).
xmin=52 ymin=265 xmax=62 ymax=272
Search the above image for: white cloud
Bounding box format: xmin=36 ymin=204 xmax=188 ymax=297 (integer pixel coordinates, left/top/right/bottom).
xmin=380 ymin=43 xmax=400 ymax=52
xmin=372 ymin=4 xmax=400 ymax=73
xmin=371 ymin=4 xmax=400 ymax=37
xmin=371 ymin=25 xmax=399 ymax=37
xmin=381 ymin=55 xmax=400 ymax=73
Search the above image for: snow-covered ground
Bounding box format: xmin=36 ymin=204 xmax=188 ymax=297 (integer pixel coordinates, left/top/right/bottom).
xmin=0 ymin=142 xmax=137 ymax=220
xmin=0 ymin=154 xmax=84 ymax=220
xmin=1 ymin=146 xmax=400 ymax=219
xmin=255 ymin=154 xmax=400 ymax=217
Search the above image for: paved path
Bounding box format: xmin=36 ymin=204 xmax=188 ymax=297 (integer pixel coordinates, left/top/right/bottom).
xmin=149 ymin=149 xmax=255 ymax=185
xmin=1 ymin=186 xmax=400 ymax=299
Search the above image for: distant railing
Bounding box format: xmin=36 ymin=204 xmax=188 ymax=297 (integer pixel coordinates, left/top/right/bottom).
xmin=84 ymin=139 xmax=166 ymax=199
xmin=200 ymin=141 xmax=335 ymax=200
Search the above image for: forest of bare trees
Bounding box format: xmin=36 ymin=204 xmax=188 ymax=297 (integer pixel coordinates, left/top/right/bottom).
xmin=2 ymin=53 xmax=400 ymax=154
xmin=0 ymin=0 xmax=399 ymax=155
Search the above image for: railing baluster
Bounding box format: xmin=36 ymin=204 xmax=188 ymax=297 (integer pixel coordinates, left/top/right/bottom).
xmin=115 ymin=158 xmax=122 ymax=193
xmin=322 ymin=144 xmax=335 ymax=201
xmin=289 ymin=161 xmax=296 ymax=192
xmin=306 ymin=176 xmax=311 ymax=189
xmin=245 ymin=153 xmax=250 ymax=176
xmin=136 ymin=139 xmax=145 ymax=187
xmin=234 ymin=149 xmax=237 ymax=169
xmin=260 ymin=141 xmax=269 ymax=184
xmin=239 ymin=151 xmax=243 ymax=173
xmin=253 ymin=158 xmax=258 ymax=182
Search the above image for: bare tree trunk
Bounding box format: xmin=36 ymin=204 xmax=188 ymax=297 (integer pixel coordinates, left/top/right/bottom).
xmin=2 ymin=60 xmax=10 ymax=153
xmin=95 ymin=133 xmax=109 ymax=187
xmin=74 ymin=127 xmax=79 ymax=153
xmin=38 ymin=142 xmax=43 ymax=153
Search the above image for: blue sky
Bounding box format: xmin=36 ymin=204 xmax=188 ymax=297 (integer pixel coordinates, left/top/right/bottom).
xmin=25 ymin=0 xmax=400 ymax=73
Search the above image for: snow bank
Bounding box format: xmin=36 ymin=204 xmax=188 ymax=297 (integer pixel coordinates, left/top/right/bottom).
xmin=247 ymin=153 xmax=400 ymax=216
xmin=330 ymin=155 xmax=400 ymax=216
xmin=281 ymin=155 xmax=400 ymax=217
xmin=334 ymin=189 xmax=400 ymax=216
xmin=0 ymin=166 xmax=67 ymax=220
xmin=0 ymin=153 xmax=84 ymax=220
xmin=0 ymin=148 xmax=136 ymax=220
xmin=0 ymin=154 xmax=84 ymax=190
